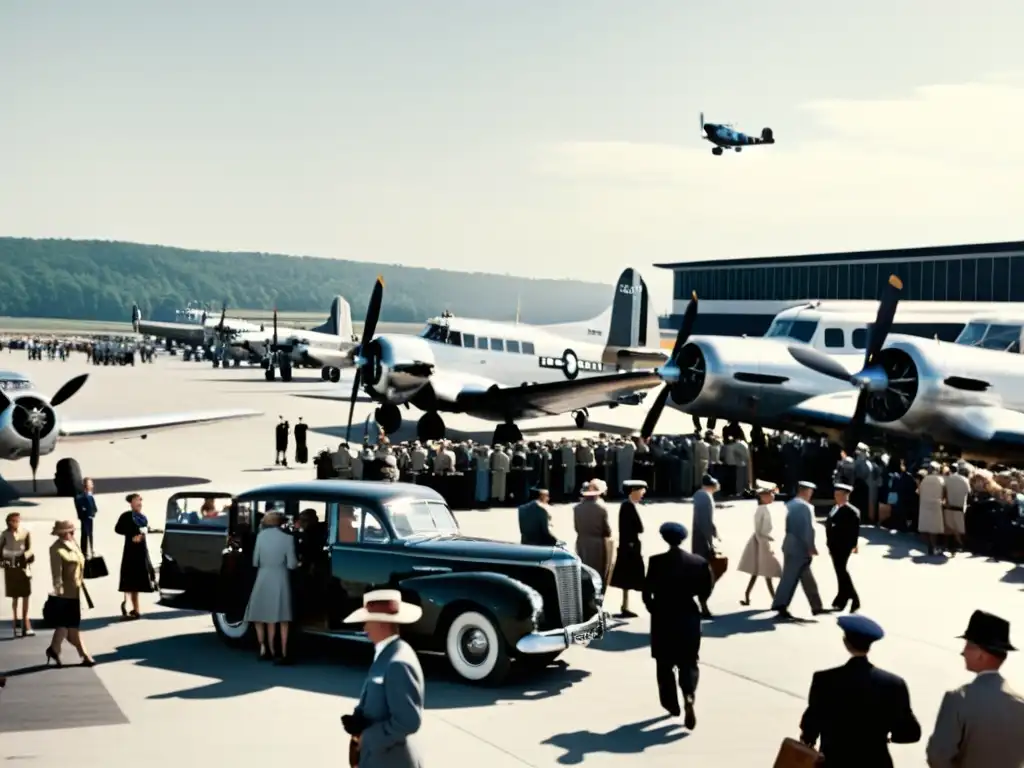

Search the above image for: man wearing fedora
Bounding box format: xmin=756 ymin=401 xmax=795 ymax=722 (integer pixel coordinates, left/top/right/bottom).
xmin=341 ymin=589 xmax=425 ymax=768
xmin=799 ymin=614 xmax=921 ymax=767
xmin=926 ymin=610 xmax=1024 ymax=768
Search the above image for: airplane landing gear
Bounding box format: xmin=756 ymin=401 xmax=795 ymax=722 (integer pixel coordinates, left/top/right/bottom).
xmin=320 ymin=366 xmax=341 ymax=383
xmin=493 ymin=422 xmax=523 ymax=445
xmin=572 ymin=408 xmax=589 ymax=429
xmin=280 ymin=359 xmax=293 ymax=383
xmin=264 ymin=365 xmax=276 ymax=381
xmin=712 ymin=146 xmax=723 ymax=156
xmin=375 ymin=404 xmax=402 ymax=435
xmin=735 ymin=147 xmax=742 ymax=152
xmin=417 ymin=412 xmax=446 ymax=442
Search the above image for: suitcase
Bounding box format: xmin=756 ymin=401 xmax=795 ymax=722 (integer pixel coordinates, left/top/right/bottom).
xmin=772 ymin=737 xmax=822 ymax=767
xmin=84 ymin=555 xmax=109 ymax=580
xmin=709 ymin=553 xmax=729 ymax=581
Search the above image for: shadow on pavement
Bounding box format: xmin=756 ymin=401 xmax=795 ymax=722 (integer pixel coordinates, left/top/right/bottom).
xmin=542 ymin=714 xmax=687 ymax=764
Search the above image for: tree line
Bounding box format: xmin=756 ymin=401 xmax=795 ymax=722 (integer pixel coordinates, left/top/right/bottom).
xmin=0 ymin=238 xmax=611 ymax=324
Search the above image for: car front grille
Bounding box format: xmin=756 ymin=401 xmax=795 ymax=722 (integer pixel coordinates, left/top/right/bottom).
xmin=553 ymin=561 xmax=583 ymax=627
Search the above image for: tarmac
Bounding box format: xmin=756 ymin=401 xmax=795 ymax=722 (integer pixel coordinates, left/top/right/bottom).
xmin=0 ymin=354 xmax=1022 ymax=767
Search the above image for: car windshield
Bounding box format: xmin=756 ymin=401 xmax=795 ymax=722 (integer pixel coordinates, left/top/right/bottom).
xmin=385 ymin=499 xmax=459 ymax=540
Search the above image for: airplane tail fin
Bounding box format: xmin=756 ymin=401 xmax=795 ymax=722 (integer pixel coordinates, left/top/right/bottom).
xmin=313 ymin=296 xmax=353 ymax=338
xmin=603 ymin=268 xmax=663 ymax=368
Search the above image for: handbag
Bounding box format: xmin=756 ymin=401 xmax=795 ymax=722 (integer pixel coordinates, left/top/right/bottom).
xmin=42 ymin=595 xmax=58 ymax=626
xmin=348 ymin=737 xmax=360 ymax=768
xmin=709 ymin=551 xmax=729 ymax=581
xmin=773 ymin=737 xmax=822 ymax=767
xmin=84 ymin=555 xmax=108 ymax=580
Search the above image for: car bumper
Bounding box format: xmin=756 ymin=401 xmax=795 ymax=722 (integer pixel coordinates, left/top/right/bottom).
xmin=515 ymin=610 xmax=608 ymax=655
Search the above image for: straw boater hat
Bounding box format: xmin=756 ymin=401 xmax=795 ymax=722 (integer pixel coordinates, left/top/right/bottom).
xmin=50 ymin=520 xmax=75 ymax=536
xmin=343 ymin=589 xmax=423 ymax=625
xmin=581 ymin=479 xmax=608 ymax=497
xmin=754 ymin=480 xmax=777 ymax=496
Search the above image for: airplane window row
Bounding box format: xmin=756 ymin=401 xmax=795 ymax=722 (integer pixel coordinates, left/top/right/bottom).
xmin=419 ymin=323 xmax=536 ymax=355
xmin=824 ymin=328 xmax=868 ymax=350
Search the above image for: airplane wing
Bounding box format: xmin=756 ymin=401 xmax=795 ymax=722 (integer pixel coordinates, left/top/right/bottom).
xmin=58 ymin=409 xmax=261 ymax=443
xmin=932 ymin=406 xmax=1024 ymax=446
xmin=455 ymin=371 xmax=663 ymax=421
xmin=782 ymin=391 xmax=858 ymax=431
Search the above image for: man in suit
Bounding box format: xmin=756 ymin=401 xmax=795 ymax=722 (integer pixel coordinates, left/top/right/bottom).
xmin=691 ymin=474 xmax=718 ymax=618
xmin=826 ymin=483 xmax=861 ymax=613
xmin=342 ymin=589 xmax=425 ymax=768
xmin=772 ymin=480 xmax=827 ymax=621
xmin=800 ymin=614 xmax=921 ymax=767
xmin=74 ymin=477 xmax=98 ymax=557
xmin=643 ymin=521 xmax=713 ymax=730
xmin=275 ymin=416 xmax=289 ymax=466
xmin=408 ymin=441 xmax=428 ymax=473
xmin=518 ymin=487 xmax=558 ymax=547
xmin=926 ymin=610 xmax=1024 ymax=768
xmin=943 ymin=464 xmax=970 ymax=553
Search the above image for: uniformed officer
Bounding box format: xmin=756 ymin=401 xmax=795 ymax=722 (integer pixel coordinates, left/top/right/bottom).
xmin=800 ymin=615 xmax=921 ymax=768
xmin=826 ymin=482 xmax=861 ymax=613
xmin=610 ymin=479 xmax=646 ymax=618
xmin=771 ymin=480 xmax=827 ymax=621
xmin=643 ymin=521 xmax=713 ymax=730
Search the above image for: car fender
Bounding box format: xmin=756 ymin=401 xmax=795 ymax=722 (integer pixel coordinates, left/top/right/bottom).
xmin=397 ymin=571 xmax=540 ymax=652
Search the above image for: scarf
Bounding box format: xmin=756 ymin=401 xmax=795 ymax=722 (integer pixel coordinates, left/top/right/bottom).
xmin=131 ymin=511 xmax=148 ymax=528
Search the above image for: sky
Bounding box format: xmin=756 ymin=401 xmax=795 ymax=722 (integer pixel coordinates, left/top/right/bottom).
xmin=2 ymin=1 xmax=1023 ymax=314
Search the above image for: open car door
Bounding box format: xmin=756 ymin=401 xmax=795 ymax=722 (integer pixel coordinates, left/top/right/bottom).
xmin=159 ymin=491 xmax=234 ymax=606
xmin=215 ymin=499 xmax=262 ymax=626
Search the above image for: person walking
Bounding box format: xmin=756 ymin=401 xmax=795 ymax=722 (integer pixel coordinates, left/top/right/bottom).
xmin=926 ymin=610 xmax=1024 ymax=767
xmin=1 ymin=512 xmax=34 ymax=637
xmin=691 ymin=474 xmax=719 ymax=617
xmin=643 ymin=522 xmax=713 ymax=730
xmin=771 ymin=480 xmax=828 ymax=621
xmin=294 ymin=417 xmax=309 ymax=465
xmin=737 ymin=482 xmax=782 ymax=606
xmin=74 ymin=478 xmax=98 ymax=557
xmin=244 ymin=511 xmax=298 ymax=664
xmin=46 ymin=520 xmax=94 ymax=667
xmin=826 ymin=483 xmax=861 ymax=613
xmin=799 ymin=615 xmax=921 ymax=767
xmin=610 ymin=479 xmax=647 ymax=618
xmin=341 ymin=589 xmax=425 ymax=768
xmin=114 ymin=493 xmax=155 ymax=619
xmin=518 ymin=487 xmax=558 ymax=547
xmin=275 ymin=416 xmax=289 ymax=466
xmin=573 ymin=479 xmax=614 ymax=586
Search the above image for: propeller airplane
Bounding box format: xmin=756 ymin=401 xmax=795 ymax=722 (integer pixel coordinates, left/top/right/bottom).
xmin=701 ymin=111 xmax=775 ymax=156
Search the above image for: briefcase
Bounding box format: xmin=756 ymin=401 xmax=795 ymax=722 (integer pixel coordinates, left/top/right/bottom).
xmin=348 ymin=736 xmax=360 ymax=768
xmin=83 ymin=555 xmax=109 ymax=580
xmin=772 ymin=737 xmax=822 ymax=767
xmin=709 ymin=553 xmax=728 ymax=581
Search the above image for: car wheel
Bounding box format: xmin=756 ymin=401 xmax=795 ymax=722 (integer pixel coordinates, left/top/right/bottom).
xmin=212 ymin=612 xmax=252 ymax=646
xmin=445 ymin=610 xmax=510 ymax=684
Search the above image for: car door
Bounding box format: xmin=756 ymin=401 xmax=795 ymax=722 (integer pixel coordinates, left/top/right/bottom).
xmin=215 ymin=499 xmax=267 ymax=623
xmin=328 ymin=502 xmax=399 ymax=628
xmin=160 ymin=491 xmax=234 ymax=601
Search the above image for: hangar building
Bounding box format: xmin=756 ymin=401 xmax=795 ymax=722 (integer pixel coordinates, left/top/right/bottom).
xmin=656 ymin=240 xmax=1024 ymax=339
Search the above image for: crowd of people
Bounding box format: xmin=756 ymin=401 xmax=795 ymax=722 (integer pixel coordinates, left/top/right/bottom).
xmin=0 ymin=334 xmax=159 ymax=364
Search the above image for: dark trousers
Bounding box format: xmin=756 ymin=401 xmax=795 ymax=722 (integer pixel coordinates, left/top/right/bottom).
xmin=80 ymin=517 xmax=94 ymax=557
xmin=654 ymin=623 xmax=701 ymax=714
xmin=830 ymin=550 xmax=859 ymax=609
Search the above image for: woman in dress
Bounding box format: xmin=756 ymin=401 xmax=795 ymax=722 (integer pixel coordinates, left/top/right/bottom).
xmin=573 ymin=479 xmax=614 ymax=586
xmin=46 ymin=520 xmax=94 ymax=667
xmin=1 ymin=512 xmax=34 ymax=637
xmin=610 ymin=480 xmax=647 ymax=618
xmin=737 ymin=482 xmax=783 ymax=606
xmin=114 ymin=493 xmax=156 ymax=619
xmin=244 ymin=511 xmax=298 ymax=664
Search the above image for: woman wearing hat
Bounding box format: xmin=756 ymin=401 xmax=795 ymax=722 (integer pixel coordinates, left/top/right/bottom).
xmin=244 ymin=511 xmax=298 ymax=663
xmin=573 ymin=479 xmax=614 ymax=586
xmin=114 ymin=493 xmax=156 ymax=619
xmin=736 ymin=482 xmax=782 ymax=606
xmin=46 ymin=520 xmax=94 ymax=667
xmin=1 ymin=511 xmax=34 ymax=637
xmin=610 ymin=480 xmax=647 ymax=618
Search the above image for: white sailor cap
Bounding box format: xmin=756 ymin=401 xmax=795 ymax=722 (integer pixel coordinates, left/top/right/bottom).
xmin=623 ymin=479 xmax=648 ymax=491
xmin=856 ymin=442 xmax=868 ymax=452
xmin=798 ymin=481 xmax=817 ymax=490
xmin=834 ymin=483 xmax=853 ymax=492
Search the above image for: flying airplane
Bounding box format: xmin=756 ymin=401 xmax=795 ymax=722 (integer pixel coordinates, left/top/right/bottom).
xmin=233 ymin=300 xmax=356 ymax=381
xmin=0 ymin=371 xmax=260 ymax=505
xmin=327 ymin=269 xmax=666 ymax=444
xmin=701 ymin=111 xmax=775 ymax=156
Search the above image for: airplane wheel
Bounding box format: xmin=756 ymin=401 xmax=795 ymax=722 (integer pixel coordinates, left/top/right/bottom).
xmin=329 ymin=367 xmax=341 ymax=383
xmin=265 ymin=367 xmax=276 ymax=381
xmin=321 ymin=367 xmax=331 ymax=381
xmin=712 ymin=147 xmax=723 ymax=156
xmin=375 ymin=404 xmax=402 ymax=435
xmin=54 ymin=458 xmax=82 ymax=497
xmin=417 ymin=412 xmax=445 ymax=442
xmin=573 ymin=410 xmax=587 ymax=429
xmin=280 ymin=364 xmax=293 ymax=383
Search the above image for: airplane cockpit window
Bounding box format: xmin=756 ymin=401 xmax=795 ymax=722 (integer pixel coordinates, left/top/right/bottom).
xmin=462 ymin=333 xmax=476 ymax=348
xmin=447 ymin=331 xmax=462 ymax=346
xmin=765 ymin=319 xmax=818 ymax=344
xmin=419 ymin=323 xmax=461 ymax=346
xmin=979 ymin=325 xmax=1022 ymax=352
xmin=490 ymin=338 xmax=505 ymax=352
xmin=0 ymin=378 xmax=32 ymax=392
xmin=522 ymin=341 xmax=536 ymax=355
xmin=507 ymin=340 xmax=521 ymax=353
xmin=955 ymin=322 xmax=987 ymax=347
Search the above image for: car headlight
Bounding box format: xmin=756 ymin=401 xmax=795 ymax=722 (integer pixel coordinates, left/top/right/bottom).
xmin=581 ymin=563 xmax=603 ymax=599
xmin=524 ymin=585 xmax=545 ymax=624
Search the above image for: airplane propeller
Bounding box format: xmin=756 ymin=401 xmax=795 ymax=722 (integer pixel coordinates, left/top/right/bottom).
xmin=787 ymin=274 xmax=904 ymax=451
xmin=345 ymin=276 xmax=385 ymax=441
xmin=640 ymin=292 xmax=699 ymax=440
xmin=0 ymin=374 xmax=88 ymax=491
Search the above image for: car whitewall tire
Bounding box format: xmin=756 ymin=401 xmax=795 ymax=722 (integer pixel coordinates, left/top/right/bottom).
xmin=213 ymin=612 xmax=251 ymax=644
xmin=445 ymin=610 xmax=510 ymax=684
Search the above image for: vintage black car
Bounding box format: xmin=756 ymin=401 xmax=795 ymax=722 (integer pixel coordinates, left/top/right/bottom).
xmin=161 ymin=480 xmax=606 ymax=684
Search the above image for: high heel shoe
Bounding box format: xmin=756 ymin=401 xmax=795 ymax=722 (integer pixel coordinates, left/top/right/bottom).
xmin=80 ymin=657 xmax=95 ymax=667
xmin=120 ymin=601 xmax=128 ymax=618
xmin=45 ymin=647 xmax=63 ymax=667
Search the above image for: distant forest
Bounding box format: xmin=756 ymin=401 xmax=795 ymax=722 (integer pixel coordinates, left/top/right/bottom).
xmin=0 ymin=238 xmax=611 ymax=324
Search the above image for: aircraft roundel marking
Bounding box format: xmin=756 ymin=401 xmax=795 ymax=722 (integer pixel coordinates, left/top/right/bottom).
xmin=562 ymin=349 xmax=579 ymax=380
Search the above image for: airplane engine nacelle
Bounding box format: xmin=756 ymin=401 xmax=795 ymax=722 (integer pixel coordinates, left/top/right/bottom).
xmin=0 ymin=395 xmax=59 ymax=461
xmin=366 ymin=336 xmax=435 ymax=402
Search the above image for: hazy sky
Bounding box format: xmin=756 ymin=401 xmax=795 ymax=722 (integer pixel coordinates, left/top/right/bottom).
xmin=2 ymin=1 xmax=1022 ymax=313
